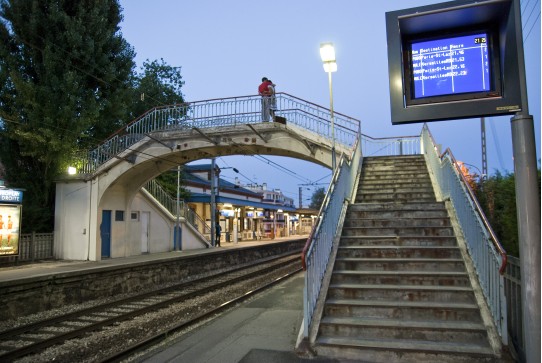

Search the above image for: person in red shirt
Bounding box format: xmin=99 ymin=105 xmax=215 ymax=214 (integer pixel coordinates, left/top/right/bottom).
xmin=258 ymin=77 xmax=273 ymax=121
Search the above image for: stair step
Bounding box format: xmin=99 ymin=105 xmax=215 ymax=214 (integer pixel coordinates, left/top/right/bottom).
xmin=319 ymin=316 xmax=489 ymax=344
xmin=360 ymin=175 xmax=430 ymax=181
xmin=339 ymin=235 xmax=458 ymax=247
xmin=336 ymin=246 xmax=461 ymax=259
xmin=327 ymin=283 xmax=475 ymax=303
xmin=359 ymin=182 xmax=433 ymax=190
xmin=344 ymin=217 xmax=451 ymax=228
xmin=347 ymin=209 xmax=448 ymax=218
xmin=324 ymin=298 xmax=482 ymax=321
xmin=321 ymin=316 xmax=485 ymax=331
xmin=342 ymin=226 xmax=455 ymax=237
xmin=315 ymin=336 xmax=495 ymax=362
xmin=331 ymin=270 xmax=470 ymax=286
xmin=357 ymin=190 xmax=435 ymax=198
xmin=334 ymin=257 xmax=466 ymax=272
xmin=349 ymin=202 xmax=445 ymax=211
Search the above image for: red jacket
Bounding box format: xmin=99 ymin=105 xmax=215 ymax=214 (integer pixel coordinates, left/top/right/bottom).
xmin=258 ymin=81 xmax=272 ymax=96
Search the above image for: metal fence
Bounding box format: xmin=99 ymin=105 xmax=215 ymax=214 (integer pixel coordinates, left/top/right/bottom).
xmin=504 ymin=255 xmax=524 ymax=362
xmin=361 ymin=133 xmax=420 ymax=157
xmin=74 ymin=93 xmax=361 ymax=174
xmin=421 ymin=124 xmax=508 ymax=343
xmin=0 ymin=232 xmax=54 ymax=265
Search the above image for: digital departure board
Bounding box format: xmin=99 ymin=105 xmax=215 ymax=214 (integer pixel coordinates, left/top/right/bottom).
xmin=386 ymin=0 xmax=524 ymax=124
xmin=411 ymin=33 xmax=491 ymax=99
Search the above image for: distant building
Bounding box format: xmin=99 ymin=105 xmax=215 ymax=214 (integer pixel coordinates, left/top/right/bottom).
xmin=182 ymin=164 xmax=297 ymax=241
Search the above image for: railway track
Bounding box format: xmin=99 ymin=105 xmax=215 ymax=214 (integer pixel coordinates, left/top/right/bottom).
xmin=0 ymin=253 xmax=302 ymax=362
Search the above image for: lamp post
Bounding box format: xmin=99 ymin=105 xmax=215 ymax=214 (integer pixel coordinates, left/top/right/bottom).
xmin=211 ymin=164 xmax=239 ymax=246
xmin=320 ymin=42 xmax=337 ymax=173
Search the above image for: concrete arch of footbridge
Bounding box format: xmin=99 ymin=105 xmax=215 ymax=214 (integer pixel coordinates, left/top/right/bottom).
xmin=55 ymin=122 xmax=349 ymax=261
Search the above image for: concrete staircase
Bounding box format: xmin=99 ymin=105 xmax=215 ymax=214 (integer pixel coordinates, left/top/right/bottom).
xmin=313 ymin=155 xmax=500 ymax=362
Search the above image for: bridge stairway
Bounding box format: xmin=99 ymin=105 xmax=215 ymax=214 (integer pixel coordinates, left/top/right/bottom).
xmin=313 ymin=155 xmax=500 ymax=362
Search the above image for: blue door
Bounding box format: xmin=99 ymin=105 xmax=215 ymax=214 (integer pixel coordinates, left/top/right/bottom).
xmin=100 ymin=210 xmax=111 ymax=258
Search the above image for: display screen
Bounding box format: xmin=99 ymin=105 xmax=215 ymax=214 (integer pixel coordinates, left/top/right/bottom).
xmin=220 ymin=209 xmax=234 ymax=217
xmin=411 ymin=33 xmax=491 ymax=99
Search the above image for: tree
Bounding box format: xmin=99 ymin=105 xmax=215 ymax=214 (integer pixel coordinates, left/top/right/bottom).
xmin=154 ymin=168 xmax=191 ymax=202
xmin=474 ymin=170 xmax=541 ymax=257
xmin=130 ymin=59 xmax=185 ymax=120
xmin=309 ymin=187 xmax=326 ymax=210
xmin=0 ymin=0 xmax=135 ymax=231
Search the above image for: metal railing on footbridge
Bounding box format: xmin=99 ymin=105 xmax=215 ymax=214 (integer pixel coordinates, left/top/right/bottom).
xmin=421 ymin=124 xmax=508 ymax=344
xmin=74 ymin=93 xmax=360 ymax=174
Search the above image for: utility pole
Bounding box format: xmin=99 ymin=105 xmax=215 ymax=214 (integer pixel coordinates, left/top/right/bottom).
xmin=210 ymin=158 xmax=216 ymax=247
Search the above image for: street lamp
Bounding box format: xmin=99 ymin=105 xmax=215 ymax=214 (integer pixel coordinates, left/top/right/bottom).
xmin=211 ymin=163 xmax=240 ymax=246
xmin=320 ymin=42 xmax=337 ymax=173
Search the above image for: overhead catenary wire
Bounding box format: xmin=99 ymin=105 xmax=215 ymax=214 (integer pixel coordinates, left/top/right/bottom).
xmin=522 ymin=0 xmax=541 ymax=41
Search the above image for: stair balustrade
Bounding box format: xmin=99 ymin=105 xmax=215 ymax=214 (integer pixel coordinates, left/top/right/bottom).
xmin=300 ymin=132 xmax=361 ymax=340
xmin=421 ymin=124 xmax=508 ymax=343
xmin=143 ymin=180 xmax=211 ymax=242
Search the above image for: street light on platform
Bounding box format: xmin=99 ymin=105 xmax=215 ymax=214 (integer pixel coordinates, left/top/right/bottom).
xmin=320 ymin=42 xmax=337 ymax=173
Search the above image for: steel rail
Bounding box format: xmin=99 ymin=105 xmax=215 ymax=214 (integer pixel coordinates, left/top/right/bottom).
xmin=99 ymin=267 xmax=303 ymax=363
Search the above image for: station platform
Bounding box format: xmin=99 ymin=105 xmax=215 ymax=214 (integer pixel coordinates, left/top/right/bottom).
xmin=0 ymin=235 xmax=308 ymax=283
xmin=138 ymin=271 xmax=338 ymax=363
xmin=1 ymin=235 xmax=324 ymax=362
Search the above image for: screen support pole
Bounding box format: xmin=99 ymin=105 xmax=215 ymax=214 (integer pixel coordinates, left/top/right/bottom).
xmin=511 ymin=113 xmax=540 ymax=363
xmin=510 ymin=1 xmax=540 ymax=361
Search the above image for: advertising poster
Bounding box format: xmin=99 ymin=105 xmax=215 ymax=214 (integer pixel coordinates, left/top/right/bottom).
xmin=0 ymin=204 xmax=22 ymax=256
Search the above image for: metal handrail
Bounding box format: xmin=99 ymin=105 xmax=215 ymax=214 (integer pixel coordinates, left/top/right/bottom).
xmin=423 ymin=126 xmax=507 ymax=273
xmin=361 ymin=133 xmax=420 ymax=157
xmin=421 ymin=124 xmax=507 ymax=342
xmin=142 ymin=180 xmax=210 ymax=241
xmin=301 ymin=134 xmax=362 ymax=339
xmin=441 ymin=147 xmax=508 ymax=273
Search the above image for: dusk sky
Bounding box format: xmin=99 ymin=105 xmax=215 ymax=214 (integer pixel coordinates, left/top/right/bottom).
xmin=119 ymin=0 xmax=540 ymax=205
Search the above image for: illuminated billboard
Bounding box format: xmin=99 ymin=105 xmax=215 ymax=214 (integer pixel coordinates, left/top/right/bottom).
xmin=386 ymin=0 xmax=525 ymax=124
xmin=0 ymin=189 xmax=23 ymax=256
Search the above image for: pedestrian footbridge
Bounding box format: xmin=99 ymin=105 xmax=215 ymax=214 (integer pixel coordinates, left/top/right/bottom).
xmin=56 ymin=93 xmax=364 ymax=262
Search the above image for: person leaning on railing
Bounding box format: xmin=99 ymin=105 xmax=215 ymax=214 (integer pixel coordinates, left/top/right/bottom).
xmin=258 ymin=77 xmax=273 ymax=121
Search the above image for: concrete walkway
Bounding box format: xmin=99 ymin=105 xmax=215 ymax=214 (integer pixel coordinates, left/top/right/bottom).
xmin=137 ymin=273 xmax=338 ymax=363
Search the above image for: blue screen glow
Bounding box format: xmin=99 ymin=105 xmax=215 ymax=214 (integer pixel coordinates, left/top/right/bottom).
xmin=411 ymin=33 xmax=490 ymax=98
